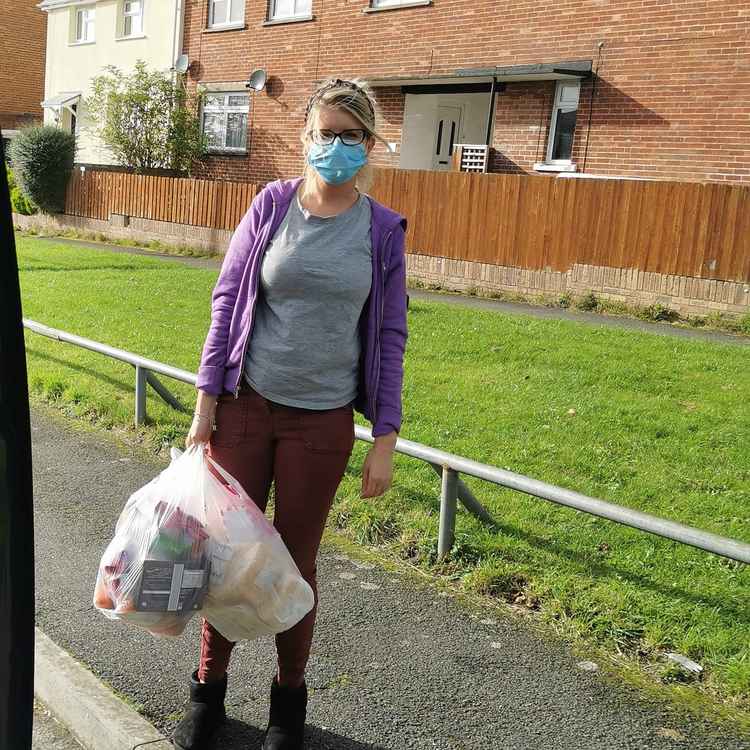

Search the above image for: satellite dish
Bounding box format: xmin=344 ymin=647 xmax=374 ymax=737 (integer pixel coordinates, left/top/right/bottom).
xmin=247 ymin=68 xmax=267 ymax=92
xmin=174 ymin=54 xmax=190 ymax=74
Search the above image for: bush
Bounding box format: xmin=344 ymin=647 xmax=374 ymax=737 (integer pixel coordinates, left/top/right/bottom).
xmin=8 ymin=126 xmax=75 ymax=213
xmin=575 ymin=291 xmax=599 ymax=312
xmin=640 ymin=303 xmax=678 ymax=322
xmin=11 ymin=186 xmax=37 ymax=215
xmin=5 ymin=164 xmax=37 ymax=215
xmin=86 ymin=61 xmax=205 ymax=173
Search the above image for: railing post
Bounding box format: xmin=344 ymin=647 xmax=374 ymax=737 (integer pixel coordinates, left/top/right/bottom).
xmin=135 ymin=365 xmax=147 ymax=426
xmin=438 ymin=466 xmax=458 ymax=559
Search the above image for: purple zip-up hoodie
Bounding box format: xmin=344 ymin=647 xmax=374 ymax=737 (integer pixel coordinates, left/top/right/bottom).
xmin=196 ymin=176 xmax=408 ymax=438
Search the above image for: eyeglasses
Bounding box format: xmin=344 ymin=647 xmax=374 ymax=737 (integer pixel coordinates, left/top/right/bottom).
xmin=309 ymin=128 xmax=368 ymax=146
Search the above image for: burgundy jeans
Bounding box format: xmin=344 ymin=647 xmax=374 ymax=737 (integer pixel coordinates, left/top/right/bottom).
xmin=199 ymin=382 xmax=355 ymax=687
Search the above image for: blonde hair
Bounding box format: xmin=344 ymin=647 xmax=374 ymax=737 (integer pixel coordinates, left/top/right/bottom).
xmin=300 ymin=77 xmax=388 ymax=194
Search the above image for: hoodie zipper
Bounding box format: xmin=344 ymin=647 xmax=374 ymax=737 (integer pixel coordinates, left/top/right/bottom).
xmin=234 ymin=199 xmax=277 ymax=398
xmin=369 ymin=227 xmax=393 ymax=423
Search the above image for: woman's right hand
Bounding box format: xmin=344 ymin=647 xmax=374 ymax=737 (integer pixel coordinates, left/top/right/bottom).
xmin=186 ymin=414 xmax=214 ymax=449
xmin=186 ymin=390 xmax=218 ymax=449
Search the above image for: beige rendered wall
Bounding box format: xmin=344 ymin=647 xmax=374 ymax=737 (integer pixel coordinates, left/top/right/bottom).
xmin=43 ymin=0 xmax=181 ymax=164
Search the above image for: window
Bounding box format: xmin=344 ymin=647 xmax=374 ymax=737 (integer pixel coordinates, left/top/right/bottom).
xmin=546 ymin=81 xmax=580 ymax=164
xmin=74 ymin=6 xmax=95 ymax=43
xmin=269 ymin=0 xmax=311 ymax=20
xmin=202 ymin=93 xmax=250 ymax=152
xmin=208 ymin=0 xmax=244 ymax=27
xmin=122 ymin=0 xmax=144 ymax=36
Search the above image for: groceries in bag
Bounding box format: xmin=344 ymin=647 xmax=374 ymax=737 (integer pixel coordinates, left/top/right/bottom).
xmin=198 ymin=461 xmax=315 ymax=642
xmin=93 ymin=444 xmax=314 ymax=641
xmin=93 ymin=446 xmax=213 ymax=636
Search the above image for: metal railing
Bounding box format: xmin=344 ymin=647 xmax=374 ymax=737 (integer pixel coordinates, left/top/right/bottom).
xmin=23 ymin=318 xmax=750 ymax=565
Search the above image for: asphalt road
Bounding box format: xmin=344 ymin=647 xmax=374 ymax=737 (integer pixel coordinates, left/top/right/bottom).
xmin=32 ymin=406 xmax=748 ymax=750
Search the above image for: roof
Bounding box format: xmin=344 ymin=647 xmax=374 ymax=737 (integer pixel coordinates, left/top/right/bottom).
xmin=41 ymin=92 xmax=82 ymax=108
xmin=456 ymin=60 xmax=593 ymax=81
xmin=38 ymin=0 xmax=95 ymax=11
xmin=362 ymin=60 xmax=593 ymax=88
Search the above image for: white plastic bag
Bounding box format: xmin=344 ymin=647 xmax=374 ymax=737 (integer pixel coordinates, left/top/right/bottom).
xmin=195 ymin=449 xmax=315 ymax=642
xmin=93 ymin=444 xmax=213 ymax=636
xmin=93 ymin=444 xmax=314 ymax=642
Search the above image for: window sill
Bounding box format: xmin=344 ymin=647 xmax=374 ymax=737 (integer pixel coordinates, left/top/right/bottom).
xmin=533 ymin=162 xmax=577 ymax=173
xmin=115 ymin=34 xmax=147 ymax=41
xmin=363 ymin=0 xmax=432 ymax=12
xmin=263 ymin=14 xmax=315 ymax=26
xmin=207 ymin=149 xmax=248 ymax=157
xmin=203 ymin=23 xmax=246 ymax=33
xmin=68 ymin=40 xmax=95 ymax=46
xmin=198 ymin=81 xmax=248 ymax=92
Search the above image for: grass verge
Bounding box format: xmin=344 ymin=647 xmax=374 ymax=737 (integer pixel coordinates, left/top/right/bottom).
xmin=17 ymin=236 xmax=750 ymax=725
xmin=15 ymin=228 xmax=750 ymax=337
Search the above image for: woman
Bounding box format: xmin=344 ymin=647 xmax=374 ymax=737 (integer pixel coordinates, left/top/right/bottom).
xmin=173 ymin=78 xmax=408 ymax=750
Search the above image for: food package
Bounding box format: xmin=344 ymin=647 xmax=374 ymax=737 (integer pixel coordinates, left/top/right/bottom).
xmin=93 ymin=446 xmax=213 ymax=637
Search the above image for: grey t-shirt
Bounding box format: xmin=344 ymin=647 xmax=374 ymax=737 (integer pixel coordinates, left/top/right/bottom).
xmin=243 ymin=188 xmax=372 ymax=409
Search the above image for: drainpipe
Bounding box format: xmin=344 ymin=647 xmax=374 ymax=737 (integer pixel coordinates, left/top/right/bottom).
xmin=484 ymin=76 xmax=497 ymax=146
xmin=171 ymin=0 xmax=185 ymax=73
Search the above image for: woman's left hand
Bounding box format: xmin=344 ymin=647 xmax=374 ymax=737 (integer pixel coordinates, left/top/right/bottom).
xmin=361 ymin=436 xmax=396 ymax=498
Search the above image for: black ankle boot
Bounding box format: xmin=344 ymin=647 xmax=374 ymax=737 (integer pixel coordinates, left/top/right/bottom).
xmin=172 ymin=670 xmax=227 ymax=750
xmin=261 ymin=675 xmax=308 ymax=750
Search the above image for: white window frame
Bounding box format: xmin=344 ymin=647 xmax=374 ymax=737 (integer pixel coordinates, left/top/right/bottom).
xmin=544 ymin=80 xmax=580 ymax=166
xmin=269 ymin=0 xmax=311 ymax=21
xmin=202 ymin=92 xmax=250 ymax=153
xmin=73 ymin=5 xmax=96 ymax=43
xmin=120 ymin=0 xmax=145 ymax=38
xmin=208 ymin=0 xmax=245 ymax=28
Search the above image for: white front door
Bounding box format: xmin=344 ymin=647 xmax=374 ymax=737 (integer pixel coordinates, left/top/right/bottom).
xmin=432 ymin=106 xmax=462 ymax=170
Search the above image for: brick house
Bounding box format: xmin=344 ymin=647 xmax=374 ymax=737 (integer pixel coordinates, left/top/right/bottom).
xmin=182 ymin=0 xmax=749 ymax=185
xmin=0 ymin=0 xmax=47 ymax=140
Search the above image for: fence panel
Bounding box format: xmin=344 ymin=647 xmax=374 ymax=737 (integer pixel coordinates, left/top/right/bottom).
xmin=63 ymin=167 xmax=750 ymax=283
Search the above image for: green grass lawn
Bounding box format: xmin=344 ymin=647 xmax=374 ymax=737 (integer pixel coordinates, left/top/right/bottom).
xmin=17 ymin=236 xmax=750 ymax=715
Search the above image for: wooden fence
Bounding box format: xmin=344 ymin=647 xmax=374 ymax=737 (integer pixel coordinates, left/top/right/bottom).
xmin=66 ymin=170 xmax=259 ymax=231
xmin=372 ymin=170 xmax=750 ymax=283
xmin=65 ymin=168 xmax=750 ymax=283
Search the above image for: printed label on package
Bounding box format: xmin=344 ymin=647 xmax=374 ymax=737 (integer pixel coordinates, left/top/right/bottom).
xmin=136 ymin=559 xmax=210 ymax=612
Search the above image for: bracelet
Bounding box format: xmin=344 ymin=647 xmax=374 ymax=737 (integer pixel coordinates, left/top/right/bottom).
xmin=193 ymin=413 xmax=216 ymax=430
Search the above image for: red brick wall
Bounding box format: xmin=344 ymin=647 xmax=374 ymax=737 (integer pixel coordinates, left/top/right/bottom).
xmin=185 ymin=0 xmax=750 ymax=184
xmin=0 ymin=0 xmax=46 ymax=131
xmin=366 ymin=86 xmax=403 ymax=170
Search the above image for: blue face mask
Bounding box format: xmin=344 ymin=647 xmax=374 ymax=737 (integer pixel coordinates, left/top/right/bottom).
xmin=306 ymin=140 xmax=367 ymax=185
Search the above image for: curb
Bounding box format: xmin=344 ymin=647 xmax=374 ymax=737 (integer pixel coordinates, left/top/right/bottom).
xmin=34 ymin=628 xmax=172 ymax=750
